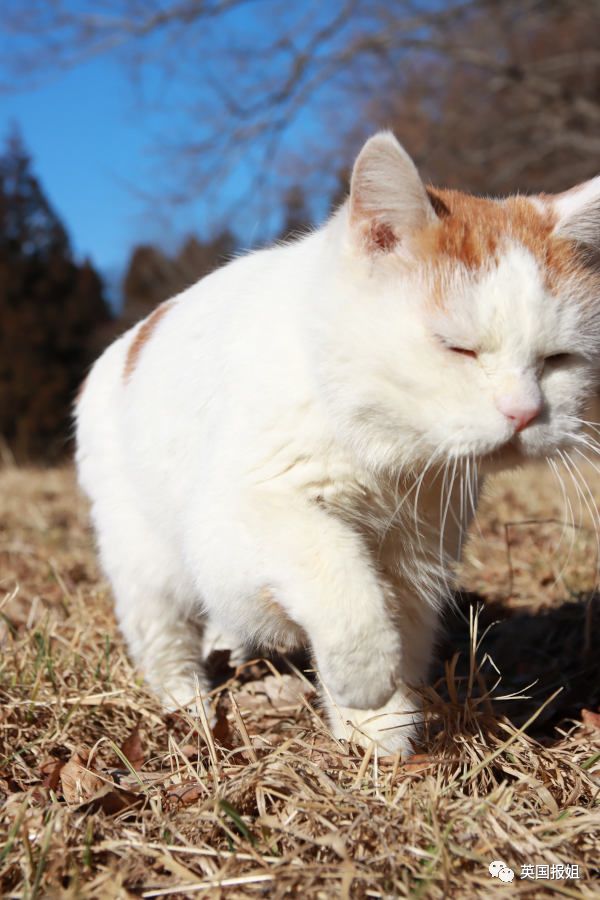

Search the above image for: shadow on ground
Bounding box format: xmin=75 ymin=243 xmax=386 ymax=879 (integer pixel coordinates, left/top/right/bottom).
xmin=435 ymin=591 xmax=600 ymax=740
xmin=208 ymin=592 xmax=600 ymax=746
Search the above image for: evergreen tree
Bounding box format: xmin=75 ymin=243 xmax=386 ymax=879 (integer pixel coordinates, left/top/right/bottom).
xmin=122 ymin=230 xmax=235 ymax=323
xmin=0 ymin=126 xmax=110 ymax=461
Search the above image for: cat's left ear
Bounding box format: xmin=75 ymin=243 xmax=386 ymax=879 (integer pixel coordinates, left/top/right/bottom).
xmin=551 ymin=175 xmax=600 ymax=247
xmin=349 ymin=131 xmax=438 ymax=255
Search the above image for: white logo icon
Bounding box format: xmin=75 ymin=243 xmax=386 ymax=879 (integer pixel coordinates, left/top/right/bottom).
xmin=489 ymin=860 xmax=515 ymax=883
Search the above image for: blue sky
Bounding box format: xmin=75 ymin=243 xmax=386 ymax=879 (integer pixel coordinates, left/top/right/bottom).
xmin=0 ymin=53 xmax=246 ymax=295
xmin=0 ymin=7 xmax=296 ymax=289
xmin=0 ymin=2 xmax=373 ymax=300
xmin=1 ymin=58 xmax=152 ymax=274
xmin=0 ymin=3 xmax=339 ymax=288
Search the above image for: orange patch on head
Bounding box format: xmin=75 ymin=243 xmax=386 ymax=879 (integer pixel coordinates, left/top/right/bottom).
xmin=123 ymin=300 xmax=174 ymax=382
xmin=418 ymin=188 xmax=584 ymax=303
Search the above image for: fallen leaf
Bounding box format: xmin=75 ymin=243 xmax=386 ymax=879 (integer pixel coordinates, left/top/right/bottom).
xmin=120 ymin=728 xmax=145 ymax=770
xmin=60 ymin=749 xmax=105 ymax=805
xmin=304 ymin=747 xmax=342 ymax=769
xmin=40 ymin=757 xmax=64 ymax=792
xmin=235 ymin=674 xmax=312 ymax=711
xmin=212 ymin=711 xmax=233 ymax=748
xmin=166 ymin=780 xmax=204 ymax=804
xmin=259 ymin=674 xmax=314 ymax=707
xmin=400 ymin=753 xmax=435 ymax=775
xmin=116 ymin=771 xmax=165 ymax=791
xmin=94 ymin=787 xmax=142 ymax=815
xmin=60 ymin=748 xmax=143 ymax=814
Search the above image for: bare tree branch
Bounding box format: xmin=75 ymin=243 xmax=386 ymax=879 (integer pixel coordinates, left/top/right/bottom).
xmin=2 ymin=0 xmax=600 ymax=234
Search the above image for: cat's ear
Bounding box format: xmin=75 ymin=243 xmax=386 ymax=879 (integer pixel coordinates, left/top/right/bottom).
xmin=551 ymin=175 xmax=600 ymax=247
xmin=349 ymin=131 xmax=438 ymax=254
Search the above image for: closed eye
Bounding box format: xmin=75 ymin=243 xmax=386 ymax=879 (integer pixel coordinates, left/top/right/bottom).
xmin=435 ymin=333 xmax=478 ymax=358
xmin=448 ymin=346 xmax=478 ymax=359
xmin=544 ymin=352 xmax=575 ymax=366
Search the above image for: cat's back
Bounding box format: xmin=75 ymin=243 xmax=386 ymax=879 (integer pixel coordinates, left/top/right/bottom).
xmin=76 ymin=232 xmax=327 ymax=516
xmin=119 ymin=236 xmax=320 ymax=433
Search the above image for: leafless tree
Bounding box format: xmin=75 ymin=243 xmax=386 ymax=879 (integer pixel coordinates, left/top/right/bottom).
xmin=376 ymin=1 xmax=600 ymax=195
xmin=3 ymin=0 xmax=600 ymax=228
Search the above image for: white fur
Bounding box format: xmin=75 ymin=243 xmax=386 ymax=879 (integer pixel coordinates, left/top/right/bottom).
xmin=554 ymin=174 xmax=600 ymax=246
xmin=76 ymin=133 xmax=600 ymax=755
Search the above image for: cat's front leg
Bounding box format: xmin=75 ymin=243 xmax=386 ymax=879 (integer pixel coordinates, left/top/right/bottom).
xmin=314 ymin=584 xmax=432 ymax=754
xmin=307 ymin=586 xmax=423 ymax=755
xmin=325 ymin=685 xmax=422 ymax=755
xmin=189 ymin=490 xmax=425 ymax=756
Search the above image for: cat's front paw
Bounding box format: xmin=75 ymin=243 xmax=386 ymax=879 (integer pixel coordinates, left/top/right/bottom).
xmin=327 ymin=689 xmax=421 ymax=756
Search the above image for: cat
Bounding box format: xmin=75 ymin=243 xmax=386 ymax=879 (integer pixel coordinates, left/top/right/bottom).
xmin=75 ymin=132 xmax=600 ymax=756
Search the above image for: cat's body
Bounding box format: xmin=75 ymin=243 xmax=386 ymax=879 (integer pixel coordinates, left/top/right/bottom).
xmin=76 ymin=133 xmax=600 ymax=754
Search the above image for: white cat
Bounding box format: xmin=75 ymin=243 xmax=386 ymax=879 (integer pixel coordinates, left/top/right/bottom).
xmin=76 ymin=132 xmax=600 ymax=755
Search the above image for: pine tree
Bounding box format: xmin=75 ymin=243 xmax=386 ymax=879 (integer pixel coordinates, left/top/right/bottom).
xmin=122 ymin=230 xmax=235 ymax=323
xmin=0 ymin=125 xmax=110 ymax=461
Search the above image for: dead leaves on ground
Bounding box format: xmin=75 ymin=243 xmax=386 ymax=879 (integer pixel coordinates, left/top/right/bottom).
xmin=9 ymin=678 xmax=600 ymax=833
xmin=15 ymin=677 xmax=315 ymax=820
xmin=119 ymin=727 xmax=145 ymax=770
xmin=14 ymin=675 xmax=442 ymax=827
xmin=52 ymin=737 xmax=144 ymax=814
xmin=24 ymin=728 xmax=154 ymax=815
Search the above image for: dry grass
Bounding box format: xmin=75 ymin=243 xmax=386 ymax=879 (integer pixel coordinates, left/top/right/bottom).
xmin=1 ymin=463 xmax=599 ymax=898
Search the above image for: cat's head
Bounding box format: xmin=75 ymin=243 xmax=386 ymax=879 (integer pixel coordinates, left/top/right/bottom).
xmin=322 ymin=131 xmax=600 ymax=471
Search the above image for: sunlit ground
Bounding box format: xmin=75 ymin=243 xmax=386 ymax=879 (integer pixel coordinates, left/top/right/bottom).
xmin=1 ymin=461 xmax=598 ymax=897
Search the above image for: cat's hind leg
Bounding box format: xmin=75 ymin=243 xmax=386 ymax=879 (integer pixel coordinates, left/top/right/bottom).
xmin=117 ymin=590 xmax=207 ymax=712
xmin=93 ymin=499 xmax=209 ymax=713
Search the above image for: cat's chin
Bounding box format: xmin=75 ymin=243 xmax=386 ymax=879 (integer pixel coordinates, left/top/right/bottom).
xmin=476 ymin=440 xmax=531 ymax=474
xmin=477 ymin=435 xmax=566 ymax=474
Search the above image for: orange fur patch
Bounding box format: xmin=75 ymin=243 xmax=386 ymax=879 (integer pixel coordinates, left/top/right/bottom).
xmin=123 ymin=300 xmax=174 ymax=382
xmin=419 ymin=188 xmax=585 ymax=302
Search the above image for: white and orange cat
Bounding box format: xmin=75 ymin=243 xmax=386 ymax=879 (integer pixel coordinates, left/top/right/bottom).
xmin=76 ymin=133 xmax=600 ymax=755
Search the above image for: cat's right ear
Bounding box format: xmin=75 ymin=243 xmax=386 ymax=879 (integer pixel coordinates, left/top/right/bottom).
xmin=551 ymin=175 xmax=600 ymax=249
xmin=348 ymin=132 xmax=438 ymax=255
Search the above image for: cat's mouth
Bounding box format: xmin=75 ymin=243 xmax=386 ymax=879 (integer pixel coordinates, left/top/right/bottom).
xmin=478 ymin=425 xmax=573 ymax=471
xmin=476 ymin=430 xmax=549 ymax=469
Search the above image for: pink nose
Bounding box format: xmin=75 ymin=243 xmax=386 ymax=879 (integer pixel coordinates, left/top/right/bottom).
xmin=495 ymin=396 xmax=541 ymax=432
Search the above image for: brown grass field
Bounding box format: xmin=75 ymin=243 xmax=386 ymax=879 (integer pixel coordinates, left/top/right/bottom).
xmin=1 ymin=461 xmax=599 ymax=898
